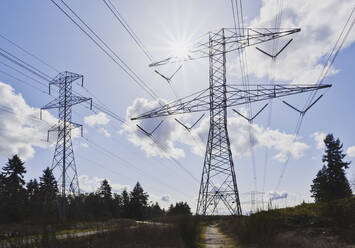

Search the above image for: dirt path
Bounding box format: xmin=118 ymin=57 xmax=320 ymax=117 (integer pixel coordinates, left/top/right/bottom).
xmin=202 ymin=224 xmax=237 ymax=248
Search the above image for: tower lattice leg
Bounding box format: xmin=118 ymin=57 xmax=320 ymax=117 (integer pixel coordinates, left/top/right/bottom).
xmin=196 ymin=29 xmax=242 ymax=215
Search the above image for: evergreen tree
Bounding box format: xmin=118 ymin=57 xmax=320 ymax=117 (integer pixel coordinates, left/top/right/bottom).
xmin=97 ymin=179 xmax=112 ymax=199
xmin=112 ymin=193 xmax=123 ymax=218
xmin=1 ymin=155 xmax=27 ymax=222
xmin=26 ymin=179 xmax=41 ymax=221
xmin=0 ymin=174 xmax=5 ymax=223
xmin=39 ymin=167 xmax=59 ymax=223
xmin=147 ymin=202 xmax=165 ymax=218
xmin=96 ymin=179 xmax=113 ymax=218
xmin=167 ymin=202 xmax=192 ymax=216
xmin=39 ymin=168 xmax=58 ymax=201
xmin=129 ymin=182 xmax=148 ymax=220
xmin=27 ymin=179 xmax=39 ymax=198
xmin=121 ymin=189 xmax=130 ymax=218
xmin=311 ymin=134 xmax=352 ymax=202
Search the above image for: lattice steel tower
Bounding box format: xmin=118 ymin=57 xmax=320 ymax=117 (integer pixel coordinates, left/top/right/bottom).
xmin=42 ymin=71 xmax=92 ymax=211
xmin=131 ymin=28 xmax=331 ymax=215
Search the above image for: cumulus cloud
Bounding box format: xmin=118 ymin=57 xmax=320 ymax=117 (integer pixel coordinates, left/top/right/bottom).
xmin=123 ymin=98 xmax=309 ymax=161
xmin=99 ymin=127 xmax=111 ymax=137
xmin=312 ymin=132 xmax=326 ymax=150
xmin=346 ymin=146 xmax=355 ymax=158
xmin=239 ymin=0 xmax=355 ymax=84
xmin=84 ymin=112 xmax=110 ymax=127
xmin=0 ymin=82 xmax=58 ymax=159
xmin=79 ymin=174 xmax=129 ymax=193
xmin=273 ymin=153 xmax=288 ymax=163
xmin=227 ymin=115 xmax=309 ymax=159
xmin=120 ymin=98 xmax=185 ymax=159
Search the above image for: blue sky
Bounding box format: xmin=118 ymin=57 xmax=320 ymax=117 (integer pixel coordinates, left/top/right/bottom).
xmin=0 ymin=0 xmax=354 ymax=213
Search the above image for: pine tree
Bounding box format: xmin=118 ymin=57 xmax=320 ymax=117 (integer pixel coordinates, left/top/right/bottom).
xmin=311 ymin=134 xmax=352 ymax=202
xmin=97 ymin=179 xmax=113 ymax=218
xmin=1 ymin=155 xmax=27 ymax=222
xmin=97 ymin=179 xmax=112 ymax=199
xmin=39 ymin=167 xmax=58 ymax=201
xmin=167 ymin=202 xmax=192 ymax=216
xmin=26 ymin=179 xmax=41 ymax=221
xmin=129 ymin=182 xmax=148 ymax=220
xmin=39 ymin=167 xmax=59 ymax=223
xmin=0 ymin=174 xmax=6 ymax=223
xmin=121 ymin=189 xmax=130 ymax=218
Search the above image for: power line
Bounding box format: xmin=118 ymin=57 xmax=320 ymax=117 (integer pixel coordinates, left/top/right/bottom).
xmin=0 ymin=34 xmax=204 ymax=200
xmin=275 ymin=7 xmax=354 ymax=189
xmin=49 ymin=0 xmax=160 ymax=100
xmin=102 ymin=0 xmax=154 ymax=61
xmin=0 ymin=68 xmax=48 ymax=94
xmin=0 ymin=32 xmax=60 ymax=73
xmin=102 ymin=0 xmax=181 ymax=101
xmin=0 ymin=47 xmax=52 ymax=82
xmin=81 ymin=136 xmax=191 ymax=198
xmin=0 ymin=60 xmax=49 ymax=89
xmin=231 ymin=0 xmax=257 ymax=193
xmin=262 ymin=0 xmax=285 ymax=197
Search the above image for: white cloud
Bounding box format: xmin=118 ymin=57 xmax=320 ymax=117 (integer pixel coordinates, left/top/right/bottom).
xmin=227 ymin=115 xmax=309 ymax=159
xmin=346 ymin=146 xmax=355 ymax=158
xmin=0 ymin=82 xmax=58 ymax=160
xmin=84 ymin=112 xmax=110 ymax=127
xmin=99 ymin=127 xmax=111 ymax=137
xmin=273 ymin=153 xmax=288 ymax=163
xmin=79 ymin=174 xmax=129 ymax=193
xmin=81 ymin=142 xmax=89 ymax=148
xmin=123 ymin=98 xmax=309 ymax=161
xmin=240 ymin=0 xmax=355 ymax=84
xmin=120 ymin=98 xmax=185 ymax=159
xmin=312 ymin=132 xmax=326 ymax=150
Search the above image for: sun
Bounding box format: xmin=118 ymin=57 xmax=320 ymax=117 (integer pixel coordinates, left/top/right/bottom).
xmin=170 ymin=40 xmax=191 ymax=59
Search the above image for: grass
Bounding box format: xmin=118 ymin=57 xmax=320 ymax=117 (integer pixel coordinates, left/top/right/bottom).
xmin=150 ymin=215 xmax=203 ymax=248
xmin=219 ymin=197 xmax=355 ymax=247
xmin=0 ymin=216 xmax=203 ymax=248
xmin=1 ymin=224 xmax=184 ymax=248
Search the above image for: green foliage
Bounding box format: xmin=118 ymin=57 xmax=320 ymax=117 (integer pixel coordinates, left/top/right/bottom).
xmin=39 ymin=167 xmax=58 ymax=201
xmin=311 ymin=134 xmax=352 ymax=202
xmin=26 ymin=179 xmax=41 ymax=222
xmin=174 ymin=215 xmax=201 ymax=248
xmin=146 ymin=202 xmax=166 ymax=219
xmin=39 ymin=167 xmax=59 ymax=224
xmin=167 ymin=201 xmax=192 ymax=216
xmin=0 ymin=155 xmax=27 ymax=223
xmin=0 ymin=155 xmax=184 ymax=228
xmin=219 ymin=197 xmax=355 ymax=246
xmin=128 ymin=182 xmax=149 ymax=220
xmin=97 ymin=179 xmax=112 ymax=199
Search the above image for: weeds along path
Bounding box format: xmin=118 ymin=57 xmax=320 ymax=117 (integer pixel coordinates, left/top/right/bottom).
xmin=202 ymin=224 xmax=237 ymax=248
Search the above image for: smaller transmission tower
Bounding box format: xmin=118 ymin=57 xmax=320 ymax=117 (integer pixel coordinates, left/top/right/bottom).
xmin=41 ymin=71 xmax=92 ymax=216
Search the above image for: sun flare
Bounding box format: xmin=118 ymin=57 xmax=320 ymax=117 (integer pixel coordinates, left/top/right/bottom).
xmin=170 ymin=40 xmax=191 ymax=59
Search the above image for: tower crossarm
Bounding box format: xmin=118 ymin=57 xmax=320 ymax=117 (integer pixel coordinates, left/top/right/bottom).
xmin=226 ymin=84 xmax=331 ymax=107
xmin=131 ymin=84 xmax=331 ymax=120
xmin=41 ymin=95 xmax=92 ymax=110
xmin=149 ymin=28 xmax=300 ymax=67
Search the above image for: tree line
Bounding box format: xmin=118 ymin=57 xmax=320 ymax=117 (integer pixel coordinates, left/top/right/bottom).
xmin=0 ymin=155 xmax=191 ymax=224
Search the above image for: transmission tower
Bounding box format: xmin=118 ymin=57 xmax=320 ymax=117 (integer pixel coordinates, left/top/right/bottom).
xmin=132 ymin=28 xmax=331 ymax=215
xmin=41 ymin=71 xmax=92 ymax=216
